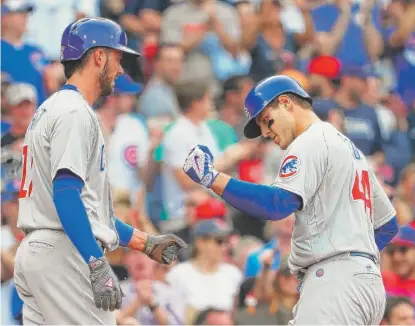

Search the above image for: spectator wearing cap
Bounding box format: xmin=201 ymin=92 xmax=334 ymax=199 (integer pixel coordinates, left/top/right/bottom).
xmin=25 ymin=0 xmax=98 ymax=61
xmin=166 ymin=219 xmax=243 ymax=324
xmin=98 ymin=74 xmax=156 ymax=234
xmin=311 ymin=0 xmax=383 ymax=66
xmin=307 ymin=55 xmax=341 ymax=100
xmin=382 ymin=0 xmax=415 ymax=109
xmin=1 ymin=1 xmax=48 ymax=104
xmin=381 ymin=296 xmax=415 ymax=325
xmin=160 ymin=0 xmax=241 ymax=85
xmin=1 ymin=72 xmax=13 ymax=136
xmin=139 ymin=43 xmax=183 ymax=120
xmin=194 ymin=308 xmax=234 ymax=325
xmin=1 ymin=83 xmax=37 ymax=150
xmin=382 ymin=226 xmax=415 ymax=303
xmin=218 ymin=75 xmax=254 ymax=139
xmin=393 ymin=163 xmax=415 ymax=226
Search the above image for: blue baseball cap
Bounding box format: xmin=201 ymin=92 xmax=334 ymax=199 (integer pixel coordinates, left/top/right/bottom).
xmin=392 ymin=226 xmax=415 ymax=248
xmin=193 ymin=219 xmax=231 ymax=238
xmin=114 ymin=74 xmax=143 ymax=95
xmin=1 ymin=0 xmax=34 ymax=15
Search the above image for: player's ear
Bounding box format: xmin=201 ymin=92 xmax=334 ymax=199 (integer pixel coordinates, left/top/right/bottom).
xmin=277 ymin=95 xmax=291 ymax=110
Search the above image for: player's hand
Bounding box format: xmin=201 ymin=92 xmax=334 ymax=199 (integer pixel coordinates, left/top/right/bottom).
xmin=143 ymin=234 xmax=187 ymax=265
xmin=88 ymin=256 xmax=123 ymax=312
xmin=183 ymin=145 xmax=219 ymax=188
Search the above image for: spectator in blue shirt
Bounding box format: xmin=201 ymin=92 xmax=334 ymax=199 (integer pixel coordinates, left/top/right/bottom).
xmin=381 ymin=0 xmax=415 ymax=108
xmin=311 ymin=0 xmax=383 ymax=65
xmin=1 ymin=2 xmax=48 ymax=104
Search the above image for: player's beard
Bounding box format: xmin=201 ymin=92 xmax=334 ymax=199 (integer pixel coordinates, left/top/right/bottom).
xmin=98 ymin=62 xmax=113 ymax=97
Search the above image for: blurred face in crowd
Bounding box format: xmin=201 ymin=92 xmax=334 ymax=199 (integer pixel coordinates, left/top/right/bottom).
xmin=388 ymin=245 xmax=415 ymax=278
xmin=157 ymin=46 xmax=183 ymax=85
xmin=1 ymin=11 xmax=29 ymax=38
xmin=400 ymin=164 xmax=415 ymax=195
xmin=341 ymin=75 xmax=366 ymax=103
xmin=227 ymin=78 xmax=254 ymax=111
xmin=193 ymin=90 xmax=213 ymax=119
xmin=204 ymin=311 xmax=233 ymax=325
xmin=255 ymin=95 xmax=298 ymax=150
xmin=11 ymin=99 xmax=36 ymax=130
xmin=125 ymin=251 xmax=155 ymax=281
xmin=387 ymin=302 xmax=415 ymax=325
xmin=260 ymin=0 xmax=281 ymax=26
xmin=195 ymin=235 xmax=228 ymax=263
xmin=386 ymin=0 xmax=406 ymax=21
xmin=114 ymin=94 xmax=136 ymax=114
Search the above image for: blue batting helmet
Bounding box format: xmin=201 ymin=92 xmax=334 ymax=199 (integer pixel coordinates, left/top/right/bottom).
xmin=243 ymin=75 xmax=312 ymax=139
xmin=60 ymin=17 xmax=141 ymax=62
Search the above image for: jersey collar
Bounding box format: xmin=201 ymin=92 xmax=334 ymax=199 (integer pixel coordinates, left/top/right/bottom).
xmin=60 ymin=84 xmax=79 ymax=93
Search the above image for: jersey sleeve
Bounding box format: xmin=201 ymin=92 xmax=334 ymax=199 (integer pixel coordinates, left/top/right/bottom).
xmin=49 ymin=108 xmax=96 ymax=181
xmin=272 ymin=131 xmax=328 ymax=210
xmin=370 ymin=169 xmax=396 ymax=229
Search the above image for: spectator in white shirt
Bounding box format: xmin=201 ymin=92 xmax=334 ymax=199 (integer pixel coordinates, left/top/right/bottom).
xmin=166 ymin=219 xmax=243 ymax=324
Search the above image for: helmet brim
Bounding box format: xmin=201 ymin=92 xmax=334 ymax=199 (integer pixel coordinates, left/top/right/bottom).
xmin=117 ymin=45 xmax=141 ymax=57
xmin=243 ymin=117 xmax=262 ymax=139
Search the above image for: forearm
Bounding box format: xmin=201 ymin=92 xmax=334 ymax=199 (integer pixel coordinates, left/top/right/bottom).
xmin=295 ymin=10 xmax=315 ymax=45
xmin=389 ymin=5 xmax=415 ymax=48
xmin=253 ymin=266 xmax=273 ymax=301
xmin=363 ymin=20 xmax=383 ymax=62
xmin=374 ymin=216 xmax=399 ymax=251
xmin=152 ymin=306 xmax=169 ymax=325
xmin=120 ymin=14 xmax=145 ymax=36
xmin=212 ymin=17 xmax=239 ymax=56
xmin=115 ymin=217 xmax=148 ymax=251
xmin=180 ymin=33 xmax=206 ymax=53
xmin=210 ymin=173 xmax=302 ymax=220
xmin=118 ymin=297 xmax=141 ymax=318
xmin=321 ymin=11 xmax=350 ymax=55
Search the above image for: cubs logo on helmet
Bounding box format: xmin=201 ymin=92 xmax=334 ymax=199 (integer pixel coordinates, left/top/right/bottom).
xmin=279 ymin=155 xmax=300 ymax=179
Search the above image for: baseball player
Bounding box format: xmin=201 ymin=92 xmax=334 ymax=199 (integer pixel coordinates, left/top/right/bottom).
xmin=13 ymin=18 xmax=186 ymax=325
xmin=183 ymin=75 xmax=399 ymax=325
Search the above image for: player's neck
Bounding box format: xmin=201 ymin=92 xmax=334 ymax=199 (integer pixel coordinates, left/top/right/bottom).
xmin=1 ymin=32 xmax=23 ymax=47
xmin=66 ymin=74 xmax=100 ymax=106
xmin=295 ymin=110 xmax=320 ymax=137
xmin=183 ymin=111 xmax=206 ymax=125
xmin=192 ymin=256 xmax=219 ymax=273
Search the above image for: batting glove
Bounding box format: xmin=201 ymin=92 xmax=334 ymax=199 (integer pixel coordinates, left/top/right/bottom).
xmin=183 ymin=145 xmax=219 ymax=189
xmin=88 ymin=256 xmax=123 ymax=312
xmin=143 ymin=234 xmax=187 ymax=265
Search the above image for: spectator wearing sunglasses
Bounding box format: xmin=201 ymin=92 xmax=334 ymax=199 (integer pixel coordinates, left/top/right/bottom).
xmin=382 ymin=226 xmax=415 ymax=303
xmin=166 ymin=219 xmax=243 ymax=324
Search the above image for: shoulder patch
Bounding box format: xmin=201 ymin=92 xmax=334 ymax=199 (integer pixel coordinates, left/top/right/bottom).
xmin=279 ymin=155 xmax=301 ymax=179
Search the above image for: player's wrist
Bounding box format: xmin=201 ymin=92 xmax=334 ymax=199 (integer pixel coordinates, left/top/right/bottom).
xmin=128 ymin=229 xmax=148 ymax=252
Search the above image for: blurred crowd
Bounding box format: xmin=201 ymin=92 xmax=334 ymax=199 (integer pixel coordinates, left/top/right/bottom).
xmin=1 ymin=0 xmax=415 ymax=325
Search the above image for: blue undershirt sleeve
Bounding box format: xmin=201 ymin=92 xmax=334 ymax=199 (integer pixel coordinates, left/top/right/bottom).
xmin=53 ymin=169 xmax=103 ymax=263
xmin=374 ymin=216 xmax=399 ymax=251
xmin=222 ymin=178 xmax=302 ymax=221
xmin=115 ymin=218 xmax=134 ymax=247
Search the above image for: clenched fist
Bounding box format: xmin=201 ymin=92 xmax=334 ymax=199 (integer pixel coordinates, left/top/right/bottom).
xmin=143 ymin=234 xmax=187 ymax=265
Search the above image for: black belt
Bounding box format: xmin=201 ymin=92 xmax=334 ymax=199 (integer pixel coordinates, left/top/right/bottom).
xmin=350 ymin=251 xmax=377 ymax=265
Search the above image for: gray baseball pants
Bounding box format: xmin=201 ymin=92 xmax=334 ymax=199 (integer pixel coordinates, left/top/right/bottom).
xmin=13 ymin=229 xmax=116 ymax=325
xmin=289 ymin=253 xmax=386 ymax=325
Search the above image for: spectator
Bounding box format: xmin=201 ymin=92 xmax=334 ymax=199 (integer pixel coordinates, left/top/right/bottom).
xmin=382 ymin=0 xmax=415 ymax=108
xmin=311 ymin=0 xmax=383 ymax=65
xmin=232 ymin=235 xmax=264 ymax=272
xmin=160 ymin=0 xmax=241 ymax=85
xmin=139 ymin=43 xmax=183 ymax=119
xmin=314 ymin=65 xmax=384 ymax=156
xmin=393 ymin=163 xmax=415 ymax=225
xmin=382 ymin=226 xmax=415 ymax=303
xmin=1 ymin=1 xmax=48 ymax=104
xmin=1 ymin=72 xmax=13 ymax=135
xmin=119 ymin=260 xmax=181 ymax=325
xmin=194 ymin=308 xmax=234 ymax=325
xmin=1 ymin=83 xmax=37 ymax=151
xmin=244 ymin=214 xmax=294 ymax=278
xmin=166 ymin=219 xmax=243 ymax=324
xmin=218 ymin=75 xmax=254 ymax=139
xmin=25 ymin=0 xmax=99 ymax=61
xmin=381 ymin=296 xmax=415 ymax=325
xmin=160 ymin=80 xmax=252 ymax=236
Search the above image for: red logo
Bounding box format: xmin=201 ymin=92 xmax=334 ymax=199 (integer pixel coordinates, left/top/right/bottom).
xmin=123 ymin=145 xmax=137 ymax=168
xmin=279 ymin=155 xmax=300 ymax=179
xmin=316 ymin=269 xmax=324 ymax=277
xmin=105 ymin=278 xmax=114 ymax=288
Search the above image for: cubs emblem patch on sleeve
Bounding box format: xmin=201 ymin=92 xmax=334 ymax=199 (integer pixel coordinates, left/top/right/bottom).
xmin=279 ymin=155 xmax=300 ymax=179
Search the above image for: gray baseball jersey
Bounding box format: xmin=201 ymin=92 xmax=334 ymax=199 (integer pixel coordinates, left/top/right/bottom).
xmin=17 ymin=88 xmax=118 ymax=250
xmin=272 ymin=122 xmax=396 ymax=274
